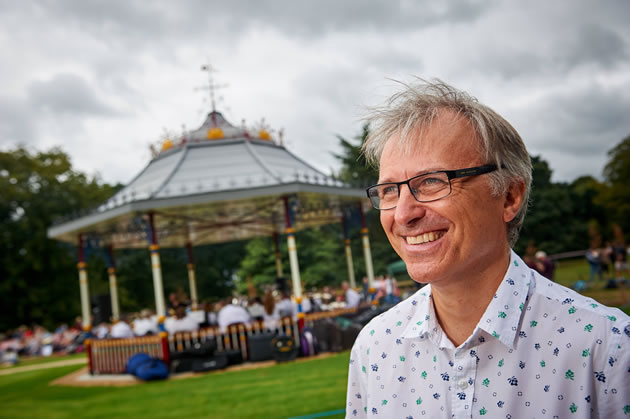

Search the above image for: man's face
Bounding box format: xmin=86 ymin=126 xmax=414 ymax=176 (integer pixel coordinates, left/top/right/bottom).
xmin=378 ymin=112 xmax=517 ymax=286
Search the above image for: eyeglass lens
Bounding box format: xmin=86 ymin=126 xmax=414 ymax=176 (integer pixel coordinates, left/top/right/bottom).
xmin=369 ymin=172 xmax=452 ymax=209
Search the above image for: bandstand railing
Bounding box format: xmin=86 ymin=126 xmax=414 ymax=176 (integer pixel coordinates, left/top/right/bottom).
xmin=86 ymin=307 xmax=359 ymax=375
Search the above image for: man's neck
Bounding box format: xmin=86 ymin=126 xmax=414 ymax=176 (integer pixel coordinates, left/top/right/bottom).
xmin=430 ymin=249 xmax=511 ymax=347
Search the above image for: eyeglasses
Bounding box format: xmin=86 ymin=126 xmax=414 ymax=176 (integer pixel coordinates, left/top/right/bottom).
xmin=366 ymin=164 xmax=499 ymax=210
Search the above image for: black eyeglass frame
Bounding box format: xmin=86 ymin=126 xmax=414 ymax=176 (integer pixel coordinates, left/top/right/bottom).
xmin=366 ymin=164 xmax=500 ymax=210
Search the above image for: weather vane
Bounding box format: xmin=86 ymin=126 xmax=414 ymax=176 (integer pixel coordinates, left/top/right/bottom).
xmin=197 ymin=62 xmax=228 ymax=113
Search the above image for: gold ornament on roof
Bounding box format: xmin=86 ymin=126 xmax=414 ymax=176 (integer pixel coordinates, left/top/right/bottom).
xmin=207 ymin=127 xmax=224 ymax=140
xmin=161 ymin=138 xmax=173 ymax=151
xmin=258 ymin=129 xmax=271 ymax=141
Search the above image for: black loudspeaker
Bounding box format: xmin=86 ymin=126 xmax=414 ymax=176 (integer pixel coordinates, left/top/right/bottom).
xmin=192 ymin=354 xmax=228 ymax=372
xmin=248 ymin=332 xmax=276 ymax=362
xmin=272 ymin=334 xmax=297 ymax=362
xmin=91 ymin=294 xmax=112 ymax=325
xmin=312 ymin=319 xmax=342 ymax=353
xmin=223 ymin=349 xmax=243 ymax=366
xmin=171 ymin=358 xmax=195 ymax=373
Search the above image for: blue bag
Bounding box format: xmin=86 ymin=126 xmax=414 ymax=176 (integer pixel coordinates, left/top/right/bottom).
xmin=135 ymin=358 xmax=169 ymax=381
xmin=126 ymin=353 xmax=152 ymax=374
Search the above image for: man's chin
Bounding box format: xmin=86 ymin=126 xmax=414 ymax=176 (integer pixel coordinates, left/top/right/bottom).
xmin=405 ymin=262 xmax=444 ymax=284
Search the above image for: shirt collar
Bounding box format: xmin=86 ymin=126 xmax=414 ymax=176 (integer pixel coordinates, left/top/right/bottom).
xmin=477 ymin=250 xmax=531 ymax=349
xmin=400 ymin=285 xmax=435 ymax=341
xmin=399 ymin=250 xmax=532 ymax=350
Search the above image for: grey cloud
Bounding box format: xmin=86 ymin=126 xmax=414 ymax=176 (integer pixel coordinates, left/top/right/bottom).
xmin=8 ymin=0 xmax=492 ymax=43
xmin=554 ymin=24 xmax=629 ymax=71
xmin=0 ymin=97 xmax=36 ymax=144
xmin=27 ymin=73 xmax=118 ymax=117
xmin=521 ymin=83 xmax=630 ymax=180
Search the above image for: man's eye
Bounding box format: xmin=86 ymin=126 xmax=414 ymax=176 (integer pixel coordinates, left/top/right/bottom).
xmin=381 ymin=185 xmax=398 ymax=196
xmin=421 ymin=177 xmax=447 ymax=187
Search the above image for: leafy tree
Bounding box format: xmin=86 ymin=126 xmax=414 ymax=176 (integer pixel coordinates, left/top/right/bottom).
xmin=333 ymin=123 xmax=378 ymax=186
xmin=333 ymin=124 xmax=400 ymax=277
xmin=516 ymin=156 xmax=590 ymax=254
xmin=0 ymin=147 xmax=120 ymax=331
xmin=601 ymin=135 xmax=630 ymax=234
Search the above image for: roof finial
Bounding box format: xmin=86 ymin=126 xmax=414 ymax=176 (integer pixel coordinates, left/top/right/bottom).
xmin=198 ymin=62 xmax=228 ymax=122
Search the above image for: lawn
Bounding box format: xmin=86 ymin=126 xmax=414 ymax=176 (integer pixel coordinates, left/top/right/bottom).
xmin=0 ymin=352 xmax=350 ymax=419
xmin=2 ymin=259 xmax=628 ymax=419
xmin=0 ymin=353 xmax=86 ymax=370
xmin=553 ymin=258 xmax=630 ymax=309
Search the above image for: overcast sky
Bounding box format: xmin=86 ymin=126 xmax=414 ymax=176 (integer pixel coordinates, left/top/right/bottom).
xmin=1 ymin=0 xmax=629 ymax=185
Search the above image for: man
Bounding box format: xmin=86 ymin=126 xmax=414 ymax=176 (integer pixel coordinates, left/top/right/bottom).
xmin=164 ymin=303 xmax=198 ymax=334
xmin=133 ymin=309 xmax=158 ymax=336
xmin=343 ymin=281 xmax=361 ymax=308
xmin=346 ymin=80 xmax=629 ymax=418
xmin=110 ymin=315 xmax=134 ymax=338
xmin=217 ymin=297 xmax=251 ymax=332
xmin=273 ymin=290 xmax=297 ymax=320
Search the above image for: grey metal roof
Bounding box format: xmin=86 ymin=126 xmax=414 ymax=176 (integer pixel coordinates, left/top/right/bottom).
xmin=48 ymin=111 xmax=367 ymax=247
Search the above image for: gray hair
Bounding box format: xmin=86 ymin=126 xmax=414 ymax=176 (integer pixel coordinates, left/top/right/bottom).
xmin=362 ymin=79 xmax=532 ymax=247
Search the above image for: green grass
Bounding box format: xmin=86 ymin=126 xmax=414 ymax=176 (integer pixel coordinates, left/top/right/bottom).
xmin=2 ymin=259 xmax=627 ymax=419
xmin=0 ymin=353 xmax=85 ymax=369
xmin=552 ymin=258 xmax=590 ymax=287
xmin=550 ymin=258 xmax=630 ymax=308
xmin=0 ymin=352 xmax=350 ymax=419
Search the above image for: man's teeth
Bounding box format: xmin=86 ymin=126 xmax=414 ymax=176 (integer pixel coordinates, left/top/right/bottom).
xmin=406 ymin=231 xmax=443 ymax=244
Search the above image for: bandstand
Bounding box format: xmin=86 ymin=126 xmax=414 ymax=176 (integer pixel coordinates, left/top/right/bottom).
xmin=47 ymin=108 xmax=376 ymax=336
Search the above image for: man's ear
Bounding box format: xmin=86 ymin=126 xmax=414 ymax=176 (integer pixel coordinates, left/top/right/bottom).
xmin=503 ymin=180 xmax=526 ymax=223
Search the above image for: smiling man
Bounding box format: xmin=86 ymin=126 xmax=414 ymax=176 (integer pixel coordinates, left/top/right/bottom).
xmin=345 ymin=80 xmax=629 ymax=418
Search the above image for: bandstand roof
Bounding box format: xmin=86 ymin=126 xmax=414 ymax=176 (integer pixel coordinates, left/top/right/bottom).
xmin=48 ymin=111 xmax=367 ymax=248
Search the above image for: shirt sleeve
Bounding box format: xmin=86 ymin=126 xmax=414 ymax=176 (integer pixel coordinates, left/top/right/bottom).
xmin=346 ymin=332 xmax=368 ymax=418
xmin=596 ymin=318 xmax=630 ymax=418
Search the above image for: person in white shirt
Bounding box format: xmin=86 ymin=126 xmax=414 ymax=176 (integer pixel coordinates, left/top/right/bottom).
xmin=347 ymin=80 xmax=629 ymax=418
xmin=110 ymin=316 xmax=134 ymax=338
xmin=342 ymin=281 xmax=361 ymax=308
xmin=133 ymin=309 xmax=158 ymax=336
xmin=272 ymin=291 xmax=296 ymax=320
xmin=247 ymin=297 xmax=266 ymax=322
xmin=217 ymin=298 xmax=251 ymax=332
xmin=164 ymin=304 xmax=198 ymax=334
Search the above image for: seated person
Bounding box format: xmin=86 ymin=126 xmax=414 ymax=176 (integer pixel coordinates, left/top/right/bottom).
xmin=110 ymin=315 xmax=134 ymax=339
xmin=133 ymin=309 xmax=158 ymax=336
xmin=342 ymin=281 xmax=361 ymax=308
xmin=164 ymin=303 xmax=199 ymax=334
xmin=217 ymin=298 xmax=251 ymax=332
xmin=272 ymin=291 xmax=297 ymax=320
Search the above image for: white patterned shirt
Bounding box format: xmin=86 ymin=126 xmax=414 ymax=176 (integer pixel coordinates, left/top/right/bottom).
xmin=346 ymin=251 xmax=630 ymax=418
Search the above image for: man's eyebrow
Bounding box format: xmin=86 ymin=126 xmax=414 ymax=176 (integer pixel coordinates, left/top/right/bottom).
xmin=378 ymin=167 xmax=447 ymax=183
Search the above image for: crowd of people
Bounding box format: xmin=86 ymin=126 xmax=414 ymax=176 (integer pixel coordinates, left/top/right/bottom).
xmin=0 ymin=321 xmax=86 ymax=366
xmin=585 ymin=241 xmax=630 ymax=284
xmin=0 ymin=279 xmax=400 ymax=366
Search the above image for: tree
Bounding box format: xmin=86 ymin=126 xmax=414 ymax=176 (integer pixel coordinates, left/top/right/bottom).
xmin=515 ymin=156 xmax=589 ymax=255
xmin=333 ymin=125 xmax=400 ymax=277
xmin=602 ymin=135 xmax=630 ymax=234
xmin=332 ymin=123 xmax=378 ymax=186
xmin=0 ymin=147 xmax=120 ymax=331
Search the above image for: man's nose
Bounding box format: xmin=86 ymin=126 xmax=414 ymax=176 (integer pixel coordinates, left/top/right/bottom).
xmin=394 ymin=184 xmax=426 ymax=225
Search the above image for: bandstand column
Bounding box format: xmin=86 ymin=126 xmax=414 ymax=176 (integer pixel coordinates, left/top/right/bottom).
xmin=283 ymin=197 xmax=302 ymax=299
xmin=148 ymin=212 xmax=167 ymax=322
xmin=77 ymin=234 xmax=91 ymax=330
xmin=283 ymin=197 xmax=305 ymax=332
xmin=358 ymin=202 xmax=375 ymax=289
xmin=341 ymin=215 xmax=357 ymax=289
xmin=186 ymin=240 xmax=199 ymax=310
xmin=106 ymin=245 xmax=121 ymax=322
xmin=272 ymin=231 xmax=284 ymax=278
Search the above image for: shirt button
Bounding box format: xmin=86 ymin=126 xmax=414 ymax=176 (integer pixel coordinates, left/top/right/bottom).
xmin=458 ymin=379 xmax=468 ymax=390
